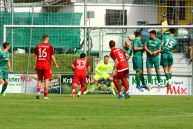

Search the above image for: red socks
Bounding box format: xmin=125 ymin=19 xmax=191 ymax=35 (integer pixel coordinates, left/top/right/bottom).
xmin=79 ymin=85 xmax=85 ymax=93
xmin=44 ymin=91 xmax=48 ymax=97
xmin=121 ymin=78 xmax=129 ymax=91
xmin=37 ymin=87 xmax=41 ymax=94
xmin=113 ymin=80 xmax=122 ymax=93
xmin=72 ymin=84 xmax=77 ymax=95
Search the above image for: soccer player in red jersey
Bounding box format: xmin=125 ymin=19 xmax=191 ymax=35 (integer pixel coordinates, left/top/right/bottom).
xmin=71 ymin=53 xmax=91 ymax=97
xmin=109 ymin=40 xmax=130 ymax=99
xmin=34 ymin=34 xmax=58 ymax=100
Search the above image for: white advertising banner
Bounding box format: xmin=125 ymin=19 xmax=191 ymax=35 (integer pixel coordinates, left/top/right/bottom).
xmin=130 ymin=75 xmax=192 ymax=95
xmin=0 ymin=74 xmax=60 ymax=94
xmin=0 ymin=74 xmax=191 ymax=95
xmin=3 ymin=74 xmax=37 ymax=93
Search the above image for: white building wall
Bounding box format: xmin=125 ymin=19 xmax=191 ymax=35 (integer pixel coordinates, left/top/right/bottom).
xmin=12 ymin=3 xmax=157 ymax=51
xmin=72 ymin=3 xmax=157 ymax=51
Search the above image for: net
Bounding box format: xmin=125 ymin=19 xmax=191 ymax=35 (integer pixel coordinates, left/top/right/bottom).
xmin=0 ymin=12 xmax=82 ymax=48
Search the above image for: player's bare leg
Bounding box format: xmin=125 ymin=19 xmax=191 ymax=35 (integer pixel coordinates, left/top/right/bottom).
xmin=71 ymin=83 xmax=77 ymax=97
xmin=156 ymin=68 xmax=161 ymax=92
xmin=147 ymin=68 xmax=153 ymax=91
xmin=36 ymin=79 xmax=42 ymax=99
xmin=44 ymin=79 xmax=49 ymax=100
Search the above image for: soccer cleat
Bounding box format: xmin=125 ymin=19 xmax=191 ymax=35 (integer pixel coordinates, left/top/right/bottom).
xmin=71 ymin=91 xmax=76 ymax=97
xmin=112 ymin=91 xmax=116 ymax=96
xmin=141 ymin=85 xmax=149 ymax=90
xmin=157 ymin=84 xmax=162 ymax=92
xmin=157 ymin=85 xmax=161 ymax=92
xmin=147 ymin=85 xmax=153 ymax=92
xmin=136 ymin=86 xmax=144 ymax=92
xmin=36 ymin=94 xmax=40 ymax=99
xmin=165 ymin=82 xmax=169 ymax=87
xmin=125 ymin=92 xmax=131 ymax=99
xmin=118 ymin=93 xmax=123 ymax=99
xmin=44 ymin=97 xmax=49 ymax=100
xmin=0 ymin=93 xmax=5 ymax=96
xmin=165 ymin=80 xmax=172 ymax=88
xmin=77 ymin=94 xmax=80 ymax=98
xmin=83 ymin=91 xmax=88 ymax=95
xmin=168 ymin=79 xmax=172 ymax=86
xmin=70 ymin=94 xmax=75 ymax=97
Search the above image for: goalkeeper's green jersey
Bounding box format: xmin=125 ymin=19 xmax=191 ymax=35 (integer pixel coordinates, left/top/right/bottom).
xmin=95 ymin=61 xmax=113 ymax=74
xmin=0 ymin=51 xmax=9 ymax=72
xmin=161 ymin=35 xmax=177 ymax=54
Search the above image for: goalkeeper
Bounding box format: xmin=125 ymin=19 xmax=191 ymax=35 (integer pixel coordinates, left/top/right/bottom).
xmin=84 ymin=55 xmax=116 ymax=95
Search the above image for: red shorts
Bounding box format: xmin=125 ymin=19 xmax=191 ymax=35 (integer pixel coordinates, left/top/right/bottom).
xmin=73 ymin=74 xmax=86 ymax=86
xmin=114 ymin=69 xmax=129 ymax=79
xmin=37 ymin=69 xmax=52 ymax=80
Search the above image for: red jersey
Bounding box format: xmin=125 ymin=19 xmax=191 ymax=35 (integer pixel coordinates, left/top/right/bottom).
xmin=110 ymin=47 xmax=128 ymax=72
xmin=35 ymin=42 xmax=54 ymax=69
xmin=73 ymin=58 xmax=90 ymax=75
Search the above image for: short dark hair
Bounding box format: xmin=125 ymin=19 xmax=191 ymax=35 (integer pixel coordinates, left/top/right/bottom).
xmin=169 ymin=28 xmax=176 ymax=34
xmin=3 ymin=42 xmax=10 ymax=49
xmin=134 ymin=31 xmax=141 ymax=37
xmin=149 ymin=30 xmax=157 ymax=35
xmin=42 ymin=34 xmax=49 ymax=40
xmin=80 ymin=53 xmax=86 ymax=58
xmin=109 ymin=40 xmax=115 ymax=48
xmin=104 ymin=55 xmax=109 ymax=58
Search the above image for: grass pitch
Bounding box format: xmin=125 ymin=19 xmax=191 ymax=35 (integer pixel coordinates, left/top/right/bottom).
xmin=0 ymin=94 xmax=193 ymax=129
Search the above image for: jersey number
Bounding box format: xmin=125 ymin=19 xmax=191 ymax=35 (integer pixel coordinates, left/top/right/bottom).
xmin=166 ymin=39 xmax=174 ymax=48
xmin=118 ymin=51 xmax=124 ymax=59
xmin=38 ymin=48 xmax=47 ymax=58
xmin=77 ymin=61 xmax=86 ymax=68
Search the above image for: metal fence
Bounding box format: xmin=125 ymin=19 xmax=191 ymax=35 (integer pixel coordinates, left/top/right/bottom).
xmin=0 ymin=0 xmax=192 ymax=95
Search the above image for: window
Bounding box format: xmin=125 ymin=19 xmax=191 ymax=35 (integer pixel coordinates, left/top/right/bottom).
xmin=167 ymin=1 xmax=175 ymax=20
xmin=179 ymin=1 xmax=185 ymax=20
xmin=105 ymin=9 xmax=127 ymax=25
xmin=167 ymin=1 xmax=186 ymax=21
